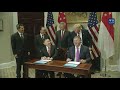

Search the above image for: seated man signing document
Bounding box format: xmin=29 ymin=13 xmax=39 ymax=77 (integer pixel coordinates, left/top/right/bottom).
xmin=38 ymin=38 xmax=58 ymax=78
xmin=64 ymin=36 xmax=91 ymax=78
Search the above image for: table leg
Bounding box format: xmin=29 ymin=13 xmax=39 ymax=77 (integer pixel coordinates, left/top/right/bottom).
xmin=85 ymin=71 xmax=91 ymax=78
xmin=24 ymin=64 xmax=29 ymax=78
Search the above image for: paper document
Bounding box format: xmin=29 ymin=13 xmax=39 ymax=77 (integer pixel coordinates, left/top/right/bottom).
xmin=34 ymin=59 xmax=52 ymax=64
xmin=64 ymin=63 xmax=78 ymax=68
xmin=67 ymin=61 xmax=80 ymax=65
xmin=40 ymin=60 xmax=52 ymax=62
xmin=64 ymin=61 xmax=80 ymax=68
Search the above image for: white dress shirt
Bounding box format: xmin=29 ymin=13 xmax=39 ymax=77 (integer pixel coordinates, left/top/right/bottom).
xmin=61 ymin=30 xmax=65 ymax=37
xmin=18 ymin=31 xmax=23 ymax=38
xmin=46 ymin=46 xmax=51 ymax=54
xmin=46 ymin=46 xmax=49 ymax=53
xmin=74 ymin=45 xmax=81 ymax=62
xmin=40 ymin=33 xmax=44 ymax=39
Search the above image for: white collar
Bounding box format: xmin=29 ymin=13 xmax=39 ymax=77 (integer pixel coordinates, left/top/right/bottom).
xmin=46 ymin=46 xmax=48 ymax=50
xmin=61 ymin=30 xmax=65 ymax=32
xmin=18 ymin=31 xmax=23 ymax=36
xmin=46 ymin=46 xmax=51 ymax=50
xmin=75 ymin=44 xmax=81 ymax=49
xmin=40 ymin=33 xmax=43 ymax=36
xmin=40 ymin=33 xmax=44 ymax=37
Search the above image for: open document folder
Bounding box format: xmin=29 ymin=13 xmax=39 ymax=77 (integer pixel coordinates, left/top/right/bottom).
xmin=64 ymin=61 xmax=80 ymax=68
xmin=34 ymin=60 xmax=52 ymax=64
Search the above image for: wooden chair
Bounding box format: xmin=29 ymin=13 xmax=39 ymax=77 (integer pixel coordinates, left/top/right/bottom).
xmin=56 ymin=48 xmax=67 ymax=61
xmin=56 ymin=48 xmax=67 ymax=78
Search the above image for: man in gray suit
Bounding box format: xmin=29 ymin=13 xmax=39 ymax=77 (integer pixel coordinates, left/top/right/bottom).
xmin=64 ymin=36 xmax=91 ymax=78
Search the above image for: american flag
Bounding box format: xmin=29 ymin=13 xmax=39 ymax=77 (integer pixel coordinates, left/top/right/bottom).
xmin=46 ymin=12 xmax=56 ymax=45
xmin=88 ymin=12 xmax=100 ymax=59
xmin=58 ymin=12 xmax=67 ymax=30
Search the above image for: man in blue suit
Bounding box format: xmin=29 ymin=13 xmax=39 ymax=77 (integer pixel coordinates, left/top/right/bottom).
xmin=64 ymin=36 xmax=91 ymax=78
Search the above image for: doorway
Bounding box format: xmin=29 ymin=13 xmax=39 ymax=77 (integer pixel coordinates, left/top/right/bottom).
xmin=18 ymin=12 xmax=44 ymax=58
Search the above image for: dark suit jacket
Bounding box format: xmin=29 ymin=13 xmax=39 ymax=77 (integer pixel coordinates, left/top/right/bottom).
xmin=70 ymin=29 xmax=92 ymax=48
xmin=11 ymin=32 xmax=30 ymax=57
xmin=55 ymin=30 xmax=71 ymax=49
xmin=67 ymin=45 xmax=91 ymax=63
xmin=34 ymin=34 xmax=50 ymax=57
xmin=41 ymin=45 xmax=58 ymax=60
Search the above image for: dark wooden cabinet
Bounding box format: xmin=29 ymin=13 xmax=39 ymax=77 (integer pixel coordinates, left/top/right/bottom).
xmin=18 ymin=12 xmax=44 ymax=58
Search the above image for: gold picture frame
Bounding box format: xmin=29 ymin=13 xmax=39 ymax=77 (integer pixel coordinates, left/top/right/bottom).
xmin=65 ymin=12 xmax=101 ymax=24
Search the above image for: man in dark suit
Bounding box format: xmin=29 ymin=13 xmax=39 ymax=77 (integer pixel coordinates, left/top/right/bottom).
xmin=55 ymin=22 xmax=71 ymax=49
xmin=11 ymin=24 xmax=30 ymax=78
xmin=34 ymin=27 xmax=50 ymax=58
xmin=38 ymin=38 xmax=58 ymax=78
xmin=70 ymin=24 xmax=92 ymax=49
xmin=64 ymin=36 xmax=91 ymax=78
xmin=71 ymin=24 xmax=100 ymax=73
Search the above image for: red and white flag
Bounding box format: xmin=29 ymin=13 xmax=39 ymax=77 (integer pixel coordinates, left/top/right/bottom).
xmin=98 ymin=12 xmax=114 ymax=59
xmin=57 ymin=12 xmax=67 ymax=30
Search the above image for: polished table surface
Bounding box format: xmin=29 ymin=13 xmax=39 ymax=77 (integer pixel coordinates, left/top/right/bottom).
xmin=24 ymin=59 xmax=92 ymax=78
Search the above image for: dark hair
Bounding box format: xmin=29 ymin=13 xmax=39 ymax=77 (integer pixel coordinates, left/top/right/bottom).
xmin=16 ymin=24 xmax=24 ymax=30
xmin=43 ymin=38 xmax=50 ymax=43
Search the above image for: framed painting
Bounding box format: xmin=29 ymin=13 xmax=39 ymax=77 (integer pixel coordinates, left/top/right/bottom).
xmin=65 ymin=12 xmax=101 ymax=24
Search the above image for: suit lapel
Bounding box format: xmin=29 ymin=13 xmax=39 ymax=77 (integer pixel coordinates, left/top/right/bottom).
xmin=43 ymin=47 xmax=49 ymax=56
xmin=16 ymin=32 xmax=21 ymax=39
xmin=60 ymin=30 xmax=66 ymax=40
xmin=58 ymin=30 xmax=62 ymax=40
xmin=38 ymin=35 xmax=43 ymax=43
xmin=73 ymin=31 xmax=77 ymax=37
xmin=72 ymin=46 xmax=75 ymax=59
xmin=62 ymin=30 xmax=66 ymax=40
xmin=39 ymin=35 xmax=42 ymax=40
xmin=82 ymin=31 xmax=84 ymax=42
xmin=50 ymin=45 xmax=54 ymax=57
xmin=80 ymin=45 xmax=84 ymax=59
xmin=16 ymin=32 xmax=23 ymax=42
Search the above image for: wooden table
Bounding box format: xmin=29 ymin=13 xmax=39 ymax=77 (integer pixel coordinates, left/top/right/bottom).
xmin=24 ymin=59 xmax=92 ymax=78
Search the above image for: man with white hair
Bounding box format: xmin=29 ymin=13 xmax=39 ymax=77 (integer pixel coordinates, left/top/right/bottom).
xmin=64 ymin=36 xmax=91 ymax=78
xmin=70 ymin=24 xmax=92 ymax=51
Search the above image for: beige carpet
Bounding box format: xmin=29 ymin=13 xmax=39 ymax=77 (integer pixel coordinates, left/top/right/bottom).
xmin=0 ymin=66 xmax=120 ymax=78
